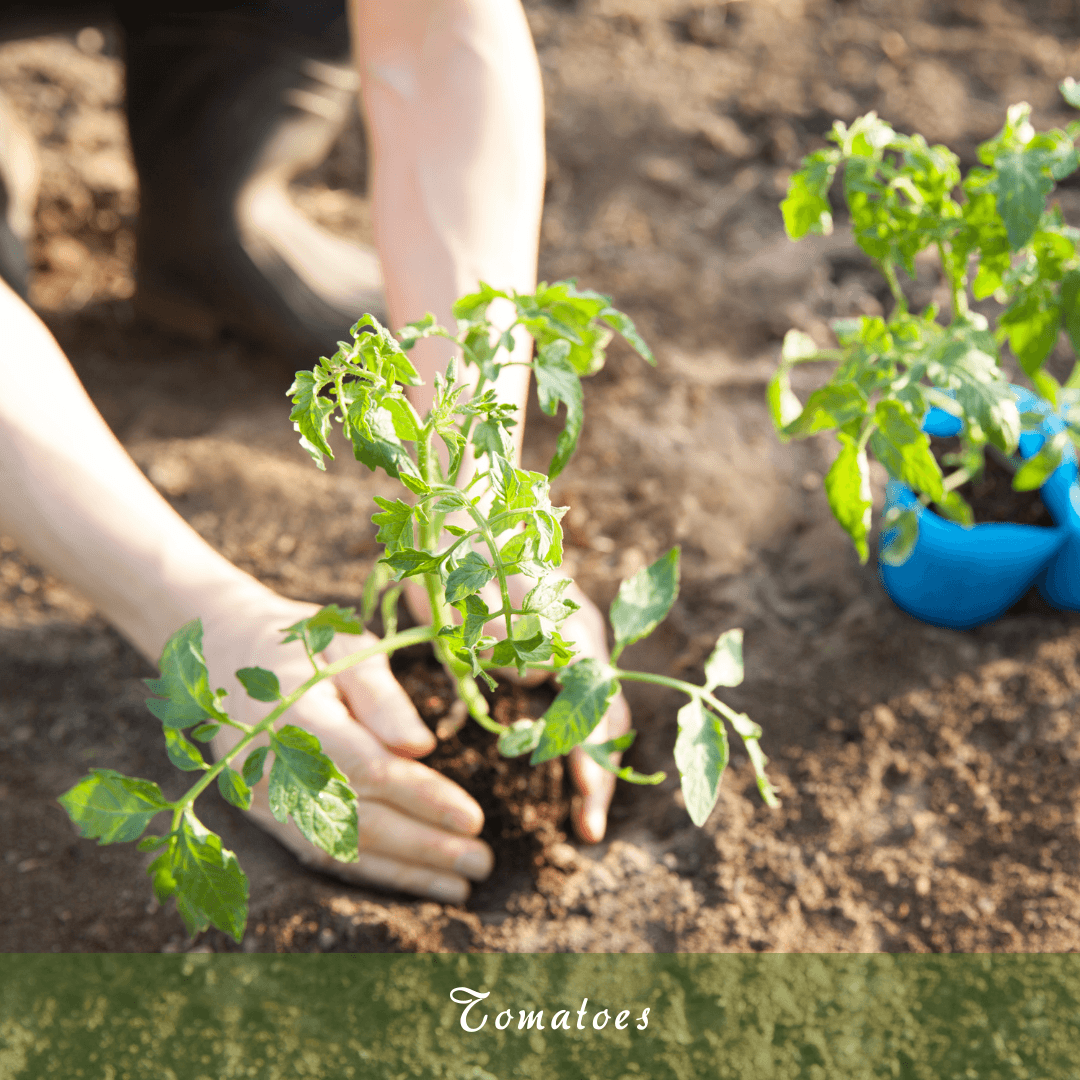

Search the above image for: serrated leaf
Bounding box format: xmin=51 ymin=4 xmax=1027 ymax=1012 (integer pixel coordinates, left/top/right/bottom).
xmin=217 ymin=766 xmax=253 ymax=811
xmin=870 ymin=400 xmax=945 ymax=502
xmin=1014 ymin=431 xmax=1068 ymax=490
xmin=599 ymin=307 xmax=655 ymax=365
xmin=534 ymin=340 xmax=585 ymax=478
xmin=380 ymin=547 xmax=442 ymax=582
xmin=456 ymin=593 xmax=491 ymax=649
xmin=703 ymin=629 xmax=744 ymax=691
xmin=242 ymin=746 xmax=269 ymax=787
xmin=1000 ymin=288 xmax=1062 ymax=376
xmin=347 ymin=403 xmax=422 ymax=485
xmin=444 ymin=551 xmax=496 ymax=604
xmin=782 ymin=155 xmax=836 ymax=239
xmin=522 ymin=576 xmax=578 ymax=624
xmin=58 ymin=769 xmax=170 ymax=845
xmin=281 ymin=604 xmax=364 ymax=655
xmin=674 ymin=699 xmax=730 ymax=827
xmin=988 ymin=151 xmax=1055 ymax=250
xmin=531 ymin=659 xmax=620 ymax=764
xmin=609 ymin=547 xmax=680 ymax=651
xmin=825 ymin=433 xmax=872 ymax=564
xmin=287 ymin=370 xmax=334 ymax=470
xmin=164 ymin=727 xmax=209 ymax=772
xmin=767 ymin=368 xmax=803 ymax=432
xmin=782 ymin=383 xmax=867 ymax=439
xmin=137 ymin=834 xmax=169 ymax=853
xmin=170 ymin=810 xmax=248 ymax=942
xmin=268 ymin=725 xmax=358 ymax=861
xmin=235 ymin=666 xmax=281 ymax=703
xmin=144 ymin=619 xmax=225 ymax=729
xmin=371 ymin=497 xmax=415 ymax=556
xmin=497 ymin=718 xmax=545 ymax=758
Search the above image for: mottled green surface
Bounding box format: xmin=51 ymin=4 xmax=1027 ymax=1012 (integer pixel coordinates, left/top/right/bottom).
xmin=3 ymin=955 xmax=1080 ymax=1079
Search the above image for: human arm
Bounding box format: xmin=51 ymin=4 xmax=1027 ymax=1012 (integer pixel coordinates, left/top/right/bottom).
xmin=0 ymin=279 xmax=491 ymax=902
xmin=352 ymin=0 xmax=630 ymax=840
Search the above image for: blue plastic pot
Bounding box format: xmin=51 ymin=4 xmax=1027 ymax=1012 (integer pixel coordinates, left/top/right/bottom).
xmin=879 ymin=386 xmax=1080 ymax=630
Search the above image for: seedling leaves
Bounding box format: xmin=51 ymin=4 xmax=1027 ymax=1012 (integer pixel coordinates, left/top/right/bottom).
xmin=531 ymin=659 xmax=620 ymax=764
xmin=674 ymin=699 xmax=729 ymax=826
xmin=144 ymin=619 xmax=227 ymax=728
xmin=825 ymin=434 xmax=872 ymax=563
xmin=217 ymin=766 xmax=253 ymax=811
xmin=268 ymin=725 xmax=359 ymax=862
xmin=281 ymin=604 xmax=364 ymax=656
xmin=164 ymin=727 xmax=209 ymax=772
xmin=703 ymin=629 xmax=744 ymax=691
xmin=242 ymin=746 xmax=269 ymax=788
xmin=579 ymin=732 xmax=666 ymax=785
xmin=58 ymin=769 xmax=170 ymax=845
xmin=168 ymin=810 xmax=248 ymax=942
xmin=497 ymin=718 xmax=544 ymax=758
xmin=609 ymin=547 xmax=680 ymax=652
xmin=236 ymin=666 xmax=281 ymax=703
xmin=444 ymin=551 xmax=496 ymax=604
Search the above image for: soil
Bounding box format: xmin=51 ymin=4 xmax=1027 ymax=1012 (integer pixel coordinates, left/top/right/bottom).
xmin=8 ymin=0 xmax=1080 ymax=954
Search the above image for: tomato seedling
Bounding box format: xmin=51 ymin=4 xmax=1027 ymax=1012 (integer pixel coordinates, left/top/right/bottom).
xmin=59 ymin=280 xmax=778 ymax=941
xmin=773 ymin=83 xmax=1080 ymax=564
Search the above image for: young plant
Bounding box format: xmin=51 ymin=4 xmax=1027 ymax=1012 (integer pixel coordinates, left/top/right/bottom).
xmin=772 ymin=83 xmax=1080 ymax=564
xmin=58 ymin=281 xmax=778 ymax=942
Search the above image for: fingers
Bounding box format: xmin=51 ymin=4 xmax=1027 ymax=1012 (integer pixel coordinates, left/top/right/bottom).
xmin=568 ymin=688 xmax=632 ymax=844
xmin=324 ymin=631 xmax=435 ymax=757
xmin=244 ymin=798 xmax=486 ymax=904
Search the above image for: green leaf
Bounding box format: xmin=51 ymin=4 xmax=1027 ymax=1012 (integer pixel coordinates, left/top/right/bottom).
xmin=781 ymin=383 xmax=867 ymax=439
xmin=825 ymin=433 xmax=872 ymax=564
xmin=781 ymin=153 xmax=837 ymax=239
xmin=281 ymin=604 xmax=364 ymax=655
xmin=268 ymin=725 xmax=359 ymax=862
xmin=190 ymin=723 xmax=221 ymax=743
xmin=1061 ymin=269 xmax=1080 ymax=355
xmin=444 ymin=551 xmax=496 ymax=604
xmin=235 ymin=666 xmax=281 ymax=703
xmin=348 ymin=404 xmax=422 ymax=486
xmin=767 ymin=368 xmax=803 ymax=432
xmin=703 ymin=629 xmax=744 ymax=691
xmin=164 ymin=727 xmax=209 ymax=772
xmin=371 ymin=497 xmax=415 ymax=556
xmin=171 ymin=810 xmax=249 ymax=942
xmin=242 ymin=746 xmax=269 ymax=788
xmin=491 ymin=620 xmax=554 ymax=677
xmin=870 ymin=400 xmax=945 ymax=502
xmin=381 ymin=547 xmax=443 ymax=582
xmin=217 ymin=766 xmax=253 ymax=811
xmin=609 ymin=547 xmax=680 ymax=652
xmin=144 ymin=619 xmax=226 ymax=729
xmin=534 ymin=340 xmax=585 ymax=478
xmin=879 ymin=506 xmax=920 ymax=567
xmin=1013 ymin=431 xmax=1068 ymax=491
xmin=148 ymin=849 xmax=177 ymax=906
xmin=578 ymin=732 xmax=665 ymax=785
xmin=497 ymin=718 xmax=545 ymax=758
xmin=531 ymin=659 xmax=621 ymax=764
xmin=521 ymin=576 xmax=579 ymax=625
xmin=1000 ymin=288 xmax=1062 ymax=376
xmin=988 ymin=151 xmax=1055 ymax=250
xmin=287 ymin=370 xmax=335 ymax=470
xmin=137 ymin=834 xmax=169 ymax=853
xmin=674 ymin=699 xmax=730 ymax=827
xmin=934 ymin=490 xmax=975 ymax=527
xmin=598 ymin=307 xmax=655 ymax=365
xmin=58 ymin=769 xmax=170 ymax=845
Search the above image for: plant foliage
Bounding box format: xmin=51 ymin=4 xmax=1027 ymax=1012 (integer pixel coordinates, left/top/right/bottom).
xmin=774 ymin=91 xmax=1080 ymax=562
xmin=59 ymin=281 xmax=777 ymax=940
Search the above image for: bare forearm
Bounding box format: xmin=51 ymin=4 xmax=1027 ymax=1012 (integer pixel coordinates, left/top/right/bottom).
xmin=0 ymin=283 xmax=266 ymax=661
xmin=352 ymin=0 xmax=545 ymax=447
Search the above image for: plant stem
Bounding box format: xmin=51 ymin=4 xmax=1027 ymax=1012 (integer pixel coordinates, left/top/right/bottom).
xmin=171 ymin=624 xmax=440 ymax=819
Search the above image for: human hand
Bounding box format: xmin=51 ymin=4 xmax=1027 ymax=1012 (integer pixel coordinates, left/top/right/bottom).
xmin=200 ymin=590 xmax=492 ymax=904
xmin=405 ymin=572 xmax=631 ymax=844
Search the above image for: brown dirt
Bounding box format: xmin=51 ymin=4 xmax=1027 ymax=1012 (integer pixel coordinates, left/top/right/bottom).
xmin=7 ymin=0 xmax=1080 ymax=953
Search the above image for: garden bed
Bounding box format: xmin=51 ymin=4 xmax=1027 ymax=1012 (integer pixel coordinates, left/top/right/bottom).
xmin=6 ymin=0 xmax=1080 ymax=953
